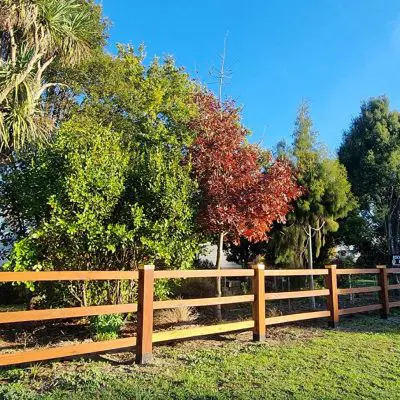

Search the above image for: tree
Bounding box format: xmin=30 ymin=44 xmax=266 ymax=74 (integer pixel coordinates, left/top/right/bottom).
xmin=271 ymin=103 xmax=356 ymax=262
xmin=0 ymin=0 xmax=105 ymax=158
xmin=264 ymin=103 xmax=356 ymax=307
xmin=2 ymin=48 xmax=201 ymax=305
xmin=3 ymin=115 xmax=132 ymax=304
xmin=190 ymin=91 xmax=301 ymax=318
xmin=338 ymin=97 xmax=400 ymax=263
xmin=334 ymin=210 xmax=387 ymax=266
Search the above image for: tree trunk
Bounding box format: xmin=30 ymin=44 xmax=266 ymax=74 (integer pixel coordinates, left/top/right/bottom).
xmin=395 ymin=211 xmax=400 ymax=288
xmin=388 ymin=216 xmax=394 ymax=257
xmin=82 ymin=282 xmax=88 ymax=307
xmin=308 ymin=225 xmax=316 ymax=309
xmin=349 ymin=275 xmax=353 ymax=304
xmin=395 ymin=208 xmax=400 ymax=255
xmin=215 ymin=232 xmax=224 ymax=321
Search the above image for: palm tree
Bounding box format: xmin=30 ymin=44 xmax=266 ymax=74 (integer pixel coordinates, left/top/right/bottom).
xmin=0 ymin=0 xmax=102 ymax=158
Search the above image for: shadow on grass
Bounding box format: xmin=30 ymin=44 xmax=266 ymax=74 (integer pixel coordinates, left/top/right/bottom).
xmin=290 ymin=311 xmax=400 ymax=336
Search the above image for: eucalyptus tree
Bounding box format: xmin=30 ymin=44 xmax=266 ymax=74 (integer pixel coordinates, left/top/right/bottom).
xmin=0 ymin=0 xmax=104 ymax=158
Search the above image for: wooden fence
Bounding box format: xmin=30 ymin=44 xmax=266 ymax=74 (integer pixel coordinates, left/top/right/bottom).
xmin=0 ymin=264 xmax=398 ymax=367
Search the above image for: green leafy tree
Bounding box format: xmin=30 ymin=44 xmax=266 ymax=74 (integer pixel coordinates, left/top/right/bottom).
xmin=338 ymin=97 xmax=400 ymax=263
xmin=334 ymin=210 xmax=387 ymax=266
xmin=2 ymin=48 xmax=200 ymax=306
xmin=3 ymin=116 xmax=132 ymax=304
xmin=72 ymin=46 xmax=200 ymax=270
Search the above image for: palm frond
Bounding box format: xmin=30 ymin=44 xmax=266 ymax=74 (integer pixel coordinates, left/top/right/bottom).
xmin=0 ymin=45 xmax=36 ymax=104
xmin=0 ymin=72 xmax=51 ymax=152
xmin=36 ymin=0 xmax=93 ymax=64
xmin=0 ymin=0 xmax=99 ymax=154
xmin=0 ymin=0 xmax=37 ymax=33
xmin=0 ymin=111 xmax=5 ymax=136
xmin=1 ymin=97 xmax=52 ymax=152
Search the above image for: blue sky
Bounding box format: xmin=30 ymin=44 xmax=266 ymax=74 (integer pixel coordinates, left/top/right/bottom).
xmin=100 ymin=0 xmax=400 ymax=154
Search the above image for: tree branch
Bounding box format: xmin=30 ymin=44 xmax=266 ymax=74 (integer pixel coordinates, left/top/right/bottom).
xmin=34 ymin=82 xmax=68 ymax=101
xmin=7 ymin=24 xmax=17 ymax=67
xmin=0 ymin=50 xmax=43 ymax=105
xmin=311 ymin=220 xmax=326 ymax=232
xmin=35 ymin=55 xmax=56 ymax=92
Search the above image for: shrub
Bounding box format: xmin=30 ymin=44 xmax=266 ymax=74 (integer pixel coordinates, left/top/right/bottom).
xmin=0 ymin=283 xmax=28 ymax=305
xmin=176 ymin=277 xmax=216 ymax=299
xmin=89 ymin=314 xmax=124 ymax=341
xmin=267 ymin=306 xmax=283 ymax=318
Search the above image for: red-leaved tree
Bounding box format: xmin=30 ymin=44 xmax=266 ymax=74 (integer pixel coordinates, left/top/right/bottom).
xmin=190 ymin=91 xmax=301 ymax=317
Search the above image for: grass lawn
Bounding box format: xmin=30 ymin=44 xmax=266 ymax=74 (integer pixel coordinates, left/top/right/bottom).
xmin=1 ymin=313 xmax=400 ymax=399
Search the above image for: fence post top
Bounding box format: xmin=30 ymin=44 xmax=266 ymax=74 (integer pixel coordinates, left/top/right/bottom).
xmin=325 ymin=264 xmax=337 ymax=269
xmin=252 ymin=263 xmax=265 ymax=270
xmin=139 ymin=264 xmax=155 ymax=270
xmin=376 ymin=265 xmax=387 ymax=269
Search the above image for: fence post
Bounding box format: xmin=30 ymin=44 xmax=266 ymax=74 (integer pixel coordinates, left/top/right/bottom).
xmin=377 ymin=265 xmax=390 ymax=319
xmin=136 ymin=264 xmax=155 ymax=364
xmin=325 ymin=265 xmax=339 ymax=328
xmin=252 ymin=263 xmax=266 ymax=342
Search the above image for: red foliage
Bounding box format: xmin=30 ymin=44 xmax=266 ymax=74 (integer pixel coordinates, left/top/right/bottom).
xmin=190 ymin=91 xmax=301 ymax=244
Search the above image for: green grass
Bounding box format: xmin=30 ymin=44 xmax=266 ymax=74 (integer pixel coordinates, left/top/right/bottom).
xmin=1 ymin=314 xmax=400 ymax=399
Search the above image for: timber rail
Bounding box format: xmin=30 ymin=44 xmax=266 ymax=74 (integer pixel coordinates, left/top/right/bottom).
xmin=0 ymin=264 xmax=397 ymax=366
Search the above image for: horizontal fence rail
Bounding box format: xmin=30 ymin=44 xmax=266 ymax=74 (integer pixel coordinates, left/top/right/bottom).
xmin=265 ymin=289 xmax=329 ymax=300
xmin=337 ymin=286 xmax=381 ymax=295
xmin=154 ymin=269 xmax=255 ymax=279
xmin=267 ymin=310 xmax=331 ymax=325
xmin=336 ymin=268 xmax=380 ymax=275
xmin=0 ymin=337 xmax=137 ymax=367
xmin=0 ymin=304 xmax=139 ymax=324
xmin=265 ymin=269 xmax=328 ymax=276
xmin=152 ymin=320 xmax=255 ymax=343
xmin=338 ymin=304 xmax=383 ymax=316
xmin=0 ymin=264 xmax=399 ymax=367
xmin=0 ymin=271 xmax=139 ymax=282
xmin=154 ymin=295 xmax=254 ymax=310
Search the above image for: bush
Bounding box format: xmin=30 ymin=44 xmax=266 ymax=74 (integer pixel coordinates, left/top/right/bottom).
xmin=0 ymin=283 xmax=28 ymax=305
xmin=89 ymin=314 xmax=124 ymax=341
xmin=176 ymin=277 xmax=216 ymax=299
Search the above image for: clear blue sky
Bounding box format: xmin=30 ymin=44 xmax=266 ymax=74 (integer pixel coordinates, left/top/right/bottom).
xmin=100 ymin=0 xmax=400 ymax=154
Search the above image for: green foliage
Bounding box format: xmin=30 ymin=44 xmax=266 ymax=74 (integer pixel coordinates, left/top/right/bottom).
xmin=4 ymin=116 xmax=129 ymax=273
xmin=339 ymin=97 xmax=400 ymax=261
xmin=1 ymin=48 xmax=201 ymax=305
xmin=335 ymin=210 xmax=387 ymax=266
xmin=70 ymin=46 xmax=201 ymax=271
xmin=89 ymin=314 xmax=124 ymax=341
xmin=272 ymin=102 xmax=356 ymax=267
